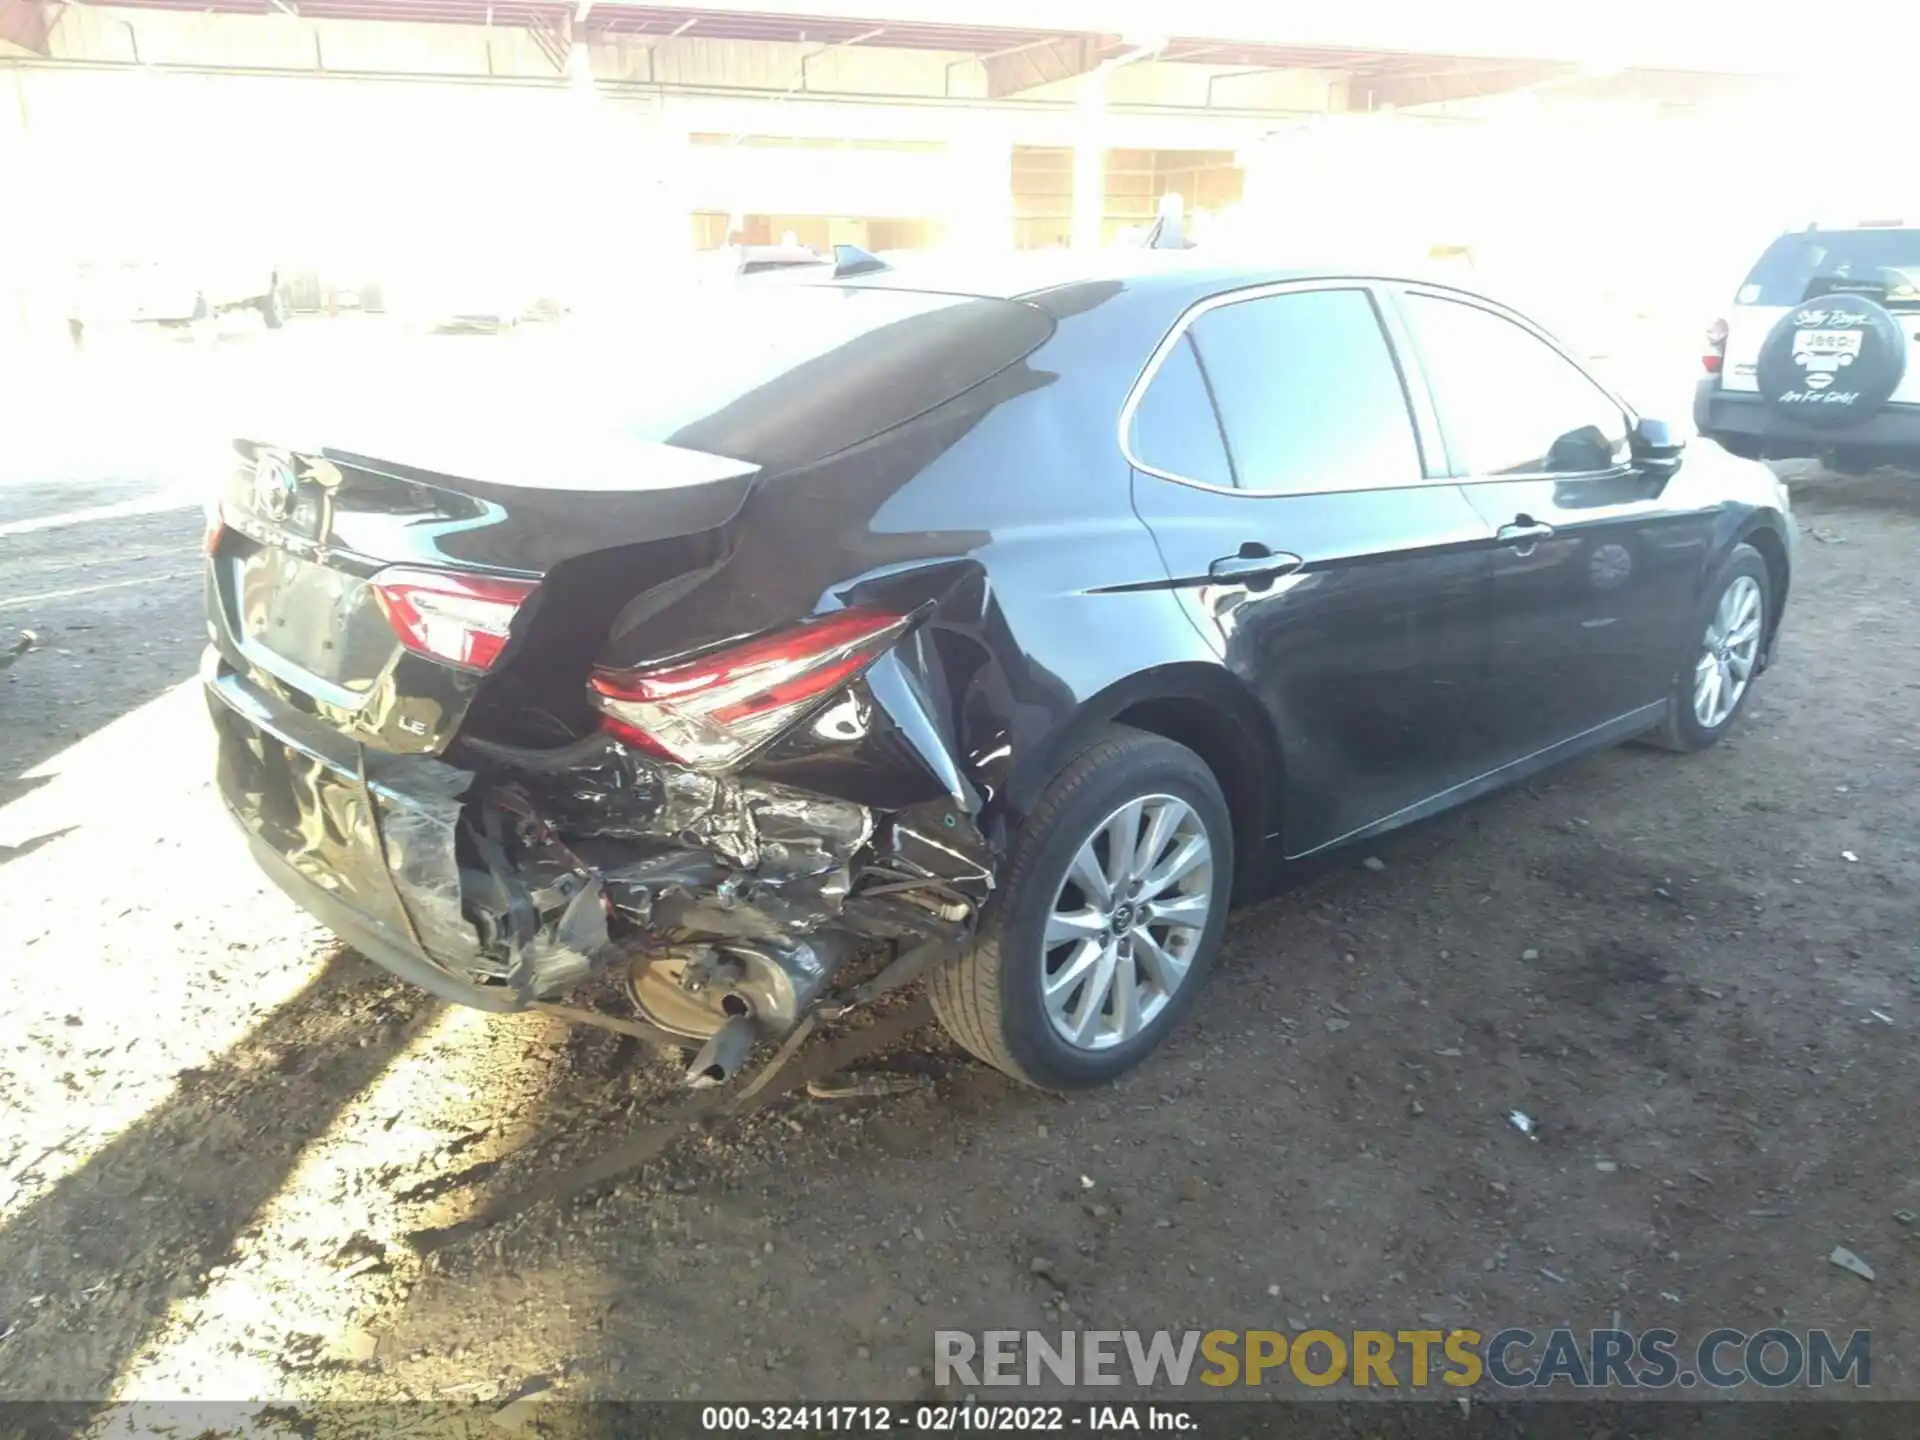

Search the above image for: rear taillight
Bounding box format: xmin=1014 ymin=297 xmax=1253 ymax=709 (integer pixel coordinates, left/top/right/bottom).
xmin=371 ymin=566 xmax=540 ymax=673
xmin=1704 ymin=317 xmax=1728 ymax=375
xmin=203 ymin=501 xmax=226 ymax=556
xmin=589 ymin=607 xmax=910 ymax=769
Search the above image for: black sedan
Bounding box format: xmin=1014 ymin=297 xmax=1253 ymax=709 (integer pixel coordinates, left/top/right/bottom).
xmin=203 ymin=256 xmax=1794 ymax=1091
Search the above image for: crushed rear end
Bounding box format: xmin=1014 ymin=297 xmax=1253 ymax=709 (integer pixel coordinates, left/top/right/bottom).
xmin=203 ymin=287 xmax=1049 ymax=1078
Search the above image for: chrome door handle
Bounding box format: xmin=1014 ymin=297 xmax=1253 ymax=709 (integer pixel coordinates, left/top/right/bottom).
xmin=1208 ymin=551 xmax=1304 ymax=583
xmin=1497 ymin=521 xmax=1556 ymax=546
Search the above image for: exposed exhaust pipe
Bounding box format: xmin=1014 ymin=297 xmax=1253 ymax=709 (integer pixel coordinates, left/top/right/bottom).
xmin=685 ymin=1014 xmax=756 ymax=1088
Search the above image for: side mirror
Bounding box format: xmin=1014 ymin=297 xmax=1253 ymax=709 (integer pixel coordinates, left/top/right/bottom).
xmin=1545 ymin=423 xmax=1617 ymax=473
xmin=1630 ymin=416 xmax=1686 ymax=479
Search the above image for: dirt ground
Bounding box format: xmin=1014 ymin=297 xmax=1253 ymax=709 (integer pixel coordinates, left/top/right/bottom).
xmin=2 ymin=335 xmax=1917 ymax=1419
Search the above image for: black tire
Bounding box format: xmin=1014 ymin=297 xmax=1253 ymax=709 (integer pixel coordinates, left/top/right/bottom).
xmin=929 ymin=725 xmax=1233 ymax=1091
xmin=259 ymin=286 xmax=289 ymax=329
xmin=1644 ymin=543 xmax=1771 ymax=753
xmin=1824 ymin=446 xmax=1882 ymax=477
xmin=1708 ymin=432 xmax=1764 ymax=463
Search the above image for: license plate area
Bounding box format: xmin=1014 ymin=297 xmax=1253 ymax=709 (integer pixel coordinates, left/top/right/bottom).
xmin=229 ymin=544 xmax=396 ymax=706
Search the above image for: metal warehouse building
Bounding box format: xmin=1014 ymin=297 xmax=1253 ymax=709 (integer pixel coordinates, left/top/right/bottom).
xmin=0 ymin=0 xmax=1883 ymax=343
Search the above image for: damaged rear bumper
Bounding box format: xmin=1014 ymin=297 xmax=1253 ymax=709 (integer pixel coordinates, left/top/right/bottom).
xmin=206 ymin=653 xmax=525 ymax=1009
xmin=205 ymin=647 xmax=993 ymax=1023
xmin=239 ymin=825 xmax=526 ymax=1012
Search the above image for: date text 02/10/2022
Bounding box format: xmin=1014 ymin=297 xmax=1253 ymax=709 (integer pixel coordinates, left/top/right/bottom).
xmin=698 ymin=1405 xmax=1193 ymax=1432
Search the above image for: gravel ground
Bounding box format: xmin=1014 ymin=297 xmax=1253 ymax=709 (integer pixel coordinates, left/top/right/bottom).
xmin=1 ymin=322 xmax=1916 ymax=1422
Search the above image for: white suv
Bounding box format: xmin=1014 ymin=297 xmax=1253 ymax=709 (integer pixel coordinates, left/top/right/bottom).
xmin=1696 ymin=222 xmax=1920 ymax=473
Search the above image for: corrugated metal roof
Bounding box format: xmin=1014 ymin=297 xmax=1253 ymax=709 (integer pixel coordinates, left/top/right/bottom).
xmin=589 ymin=6 xmax=1089 ymax=48
xmin=89 ymin=0 xmax=1094 ymax=45
xmin=98 ymin=0 xmax=568 ymax=25
xmin=78 ymin=0 xmax=1584 ymax=81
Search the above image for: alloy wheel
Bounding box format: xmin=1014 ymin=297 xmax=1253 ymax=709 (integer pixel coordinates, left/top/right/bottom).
xmin=1693 ymin=573 xmax=1763 ymax=729
xmin=1040 ymin=793 xmax=1215 ymax=1052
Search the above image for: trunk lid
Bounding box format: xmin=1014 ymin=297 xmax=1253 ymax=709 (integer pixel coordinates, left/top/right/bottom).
xmin=209 ymin=286 xmax=1052 ymax=756
xmin=1720 ymin=304 xmax=1786 ymax=395
xmin=211 ymin=427 xmax=761 ymax=754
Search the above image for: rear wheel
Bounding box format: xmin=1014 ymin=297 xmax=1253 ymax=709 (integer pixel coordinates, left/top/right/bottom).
xmin=930 ymin=726 xmax=1233 ymax=1090
xmin=1645 ymin=543 xmax=1771 ymax=753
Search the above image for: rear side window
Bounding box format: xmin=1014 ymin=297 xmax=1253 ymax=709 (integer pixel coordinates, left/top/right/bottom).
xmin=1185 ymin=289 xmax=1424 ymax=494
xmin=1740 ymin=229 xmax=1920 ymax=307
xmin=590 ymin=286 xmax=1053 ymax=471
xmin=1400 ymin=293 xmax=1627 ymax=478
xmin=1128 ymin=333 xmax=1235 ymax=489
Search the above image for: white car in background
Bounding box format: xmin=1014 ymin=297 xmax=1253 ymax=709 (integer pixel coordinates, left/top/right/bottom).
xmin=1697 ymin=220 xmax=1920 ymax=473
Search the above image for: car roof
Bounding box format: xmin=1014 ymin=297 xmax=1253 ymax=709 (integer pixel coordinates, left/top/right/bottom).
xmin=1787 ymin=219 xmax=1917 ymax=233
xmin=842 ymin=248 xmax=1494 ymax=314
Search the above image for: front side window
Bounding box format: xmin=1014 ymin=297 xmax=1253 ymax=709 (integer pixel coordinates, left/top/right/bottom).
xmin=1184 ymin=288 xmax=1424 ymax=494
xmin=1401 ymin=293 xmax=1628 ymax=477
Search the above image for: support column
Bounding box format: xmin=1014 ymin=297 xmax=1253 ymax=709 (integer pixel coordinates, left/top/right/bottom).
xmin=945 ymin=124 xmax=1014 ymax=252
xmin=560 ymin=39 xmax=612 ymax=307
xmin=1071 ymin=68 xmax=1107 ymax=252
xmin=560 ymin=37 xmax=676 ymax=309
xmin=0 ymin=67 xmax=60 ymax=353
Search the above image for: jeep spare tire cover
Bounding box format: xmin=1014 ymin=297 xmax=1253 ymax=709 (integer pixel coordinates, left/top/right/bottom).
xmin=1755 ymin=293 xmax=1907 ymax=429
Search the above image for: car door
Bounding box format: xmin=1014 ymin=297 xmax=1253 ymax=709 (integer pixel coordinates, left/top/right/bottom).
xmin=1125 ymin=282 xmax=1504 ymax=858
xmin=1388 ymin=285 xmax=1717 ymax=763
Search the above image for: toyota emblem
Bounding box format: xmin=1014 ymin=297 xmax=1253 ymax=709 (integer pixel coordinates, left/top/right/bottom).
xmin=252 ymin=453 xmax=298 ymax=522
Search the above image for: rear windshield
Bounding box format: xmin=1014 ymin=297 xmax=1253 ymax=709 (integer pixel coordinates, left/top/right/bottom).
xmin=611 ymin=285 xmax=1054 ymax=470
xmin=1740 ymin=229 xmax=1920 ymax=306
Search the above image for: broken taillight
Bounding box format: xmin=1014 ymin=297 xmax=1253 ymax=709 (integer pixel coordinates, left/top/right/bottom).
xmin=589 ymin=607 xmax=910 ymax=769
xmin=371 ymin=566 xmax=540 ymax=673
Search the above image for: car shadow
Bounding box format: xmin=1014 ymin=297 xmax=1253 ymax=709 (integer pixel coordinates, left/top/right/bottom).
xmin=0 ymin=948 xmax=440 ymax=1406
xmin=341 ymin=751 xmax=1683 ymax=1402
xmin=0 ymin=825 xmax=78 ymax=870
